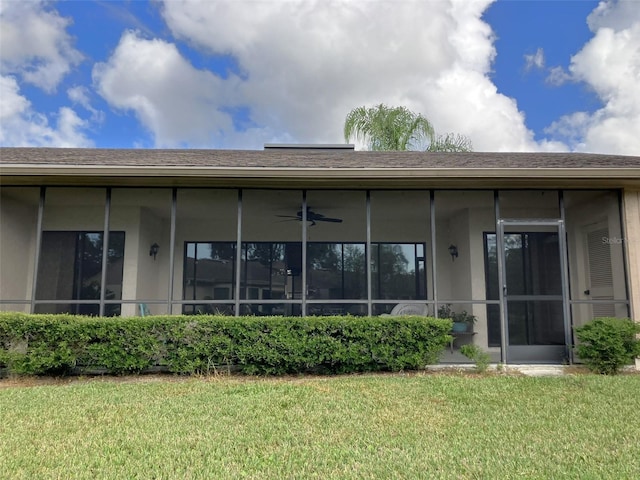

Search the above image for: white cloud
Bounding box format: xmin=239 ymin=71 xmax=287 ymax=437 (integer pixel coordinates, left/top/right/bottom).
xmin=0 ymin=0 xmax=82 ymax=92
xmin=0 ymin=75 xmax=29 ymax=121
xmin=545 ymin=66 xmax=572 ymax=86
xmin=68 ymin=85 xmax=105 ymax=124
xmin=152 ymin=0 xmax=640 ymax=154
xmin=67 ymin=85 xmax=92 ymax=110
xmin=0 ymin=75 xmax=92 ymax=147
xmin=0 ymin=2 xmax=93 ymax=147
xmin=1 ymin=0 xmax=635 ymax=154
xmin=545 ymin=0 xmax=640 ymax=154
xmin=588 ymin=0 xmax=639 ymax=31
xmin=92 ymin=31 xmax=245 ymax=148
xmin=123 ymin=0 xmax=543 ymax=151
xmin=524 ymin=48 xmax=545 ymax=71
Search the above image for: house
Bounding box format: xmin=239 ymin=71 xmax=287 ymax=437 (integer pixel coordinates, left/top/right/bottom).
xmin=1 ymin=145 xmax=639 ymax=365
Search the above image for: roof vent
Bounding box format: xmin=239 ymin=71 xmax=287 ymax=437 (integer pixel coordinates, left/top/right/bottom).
xmin=264 ymin=143 xmax=354 ymax=151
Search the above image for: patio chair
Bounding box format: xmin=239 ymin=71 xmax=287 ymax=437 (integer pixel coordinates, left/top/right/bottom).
xmin=386 ymin=303 xmax=429 ymax=316
xmin=138 ymin=303 xmax=151 ymax=317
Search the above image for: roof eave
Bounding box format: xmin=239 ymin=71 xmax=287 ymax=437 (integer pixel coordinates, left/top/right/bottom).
xmin=2 ymin=165 xmax=640 ymax=189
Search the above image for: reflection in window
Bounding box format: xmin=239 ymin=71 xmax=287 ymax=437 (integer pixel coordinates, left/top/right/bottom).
xmin=183 ymin=242 xmax=236 ymax=313
xmin=372 ymin=243 xmax=426 ymax=300
xmin=184 ymin=241 xmax=427 ymax=307
xmin=307 ymin=304 xmax=368 ymax=316
xmin=35 ymin=231 xmax=125 ymax=316
xmin=241 ymin=242 xmax=302 ymax=301
xmin=307 ymin=243 xmax=366 ymax=300
xmin=183 ymin=241 xmax=304 ymax=314
xmin=183 ymin=303 xmax=235 ymax=316
xmin=239 ymin=303 xmax=302 ymax=317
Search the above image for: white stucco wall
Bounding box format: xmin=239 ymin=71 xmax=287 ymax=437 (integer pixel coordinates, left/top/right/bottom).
xmin=111 ymin=189 xmax=173 ymax=316
xmin=622 ymin=189 xmax=640 ymax=370
xmin=0 ymin=189 xmax=39 ymax=311
xmin=435 ymin=204 xmax=495 ymax=349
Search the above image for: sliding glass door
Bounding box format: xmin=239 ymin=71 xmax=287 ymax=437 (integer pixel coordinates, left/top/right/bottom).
xmin=35 ymin=231 xmax=125 ymax=316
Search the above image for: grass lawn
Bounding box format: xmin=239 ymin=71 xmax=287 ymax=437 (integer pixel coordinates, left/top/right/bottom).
xmin=1 ymin=372 xmax=639 ymax=479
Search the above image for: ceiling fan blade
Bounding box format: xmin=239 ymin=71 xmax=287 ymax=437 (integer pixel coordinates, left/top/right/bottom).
xmin=307 ymin=208 xmax=343 ymax=223
xmin=275 ymin=207 xmax=342 ymax=226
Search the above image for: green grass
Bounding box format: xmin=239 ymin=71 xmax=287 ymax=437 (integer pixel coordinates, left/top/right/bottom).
xmin=1 ymin=373 xmax=639 ymax=479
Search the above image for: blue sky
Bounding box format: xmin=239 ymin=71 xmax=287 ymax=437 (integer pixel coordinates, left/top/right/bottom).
xmin=486 ymin=1 xmax=600 ymax=135
xmin=1 ymin=0 xmax=638 ymax=154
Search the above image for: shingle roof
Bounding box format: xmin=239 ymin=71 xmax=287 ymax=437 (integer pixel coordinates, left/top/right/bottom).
xmin=2 ymin=148 xmax=639 ymax=189
xmin=1 ymin=147 xmax=639 ymax=169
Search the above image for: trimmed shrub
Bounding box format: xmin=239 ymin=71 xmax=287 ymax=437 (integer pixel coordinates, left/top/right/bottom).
xmin=0 ymin=312 xmax=452 ymax=376
xmin=77 ymin=317 xmax=164 ymax=374
xmin=575 ymin=317 xmax=640 ymax=375
xmin=0 ymin=314 xmax=78 ymax=375
xmin=459 ymin=344 xmax=491 ymax=373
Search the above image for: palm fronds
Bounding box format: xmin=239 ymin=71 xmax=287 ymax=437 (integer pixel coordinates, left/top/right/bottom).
xmin=344 ymin=104 xmax=472 ymax=152
xmin=344 ymin=104 xmax=435 ymax=151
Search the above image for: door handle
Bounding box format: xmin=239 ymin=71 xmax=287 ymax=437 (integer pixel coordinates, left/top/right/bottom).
xmin=584 ymin=289 xmax=590 ymax=295
xmin=503 ymin=285 xmax=507 ymax=296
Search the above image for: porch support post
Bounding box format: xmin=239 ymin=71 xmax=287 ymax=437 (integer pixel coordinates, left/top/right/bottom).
xmin=495 ymin=190 xmax=508 ymax=364
xmin=30 ymin=187 xmax=46 ymax=313
xmin=167 ymin=188 xmax=177 ymax=314
xmin=558 ymin=192 xmax=573 ymax=364
xmin=99 ymin=188 xmax=111 ymax=317
xmin=302 ymin=190 xmax=308 ymax=316
xmin=430 ymin=190 xmax=438 ymax=317
xmin=235 ymin=189 xmax=242 ymax=317
xmin=622 ymin=189 xmax=640 ymax=370
xmin=366 ymin=190 xmax=372 ymax=317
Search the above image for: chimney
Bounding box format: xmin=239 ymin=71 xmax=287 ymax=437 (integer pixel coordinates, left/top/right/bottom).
xmin=264 ymin=143 xmax=355 ymax=151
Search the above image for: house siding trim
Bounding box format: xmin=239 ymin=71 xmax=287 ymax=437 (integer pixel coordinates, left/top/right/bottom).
xmin=622 ymin=189 xmax=640 ymax=369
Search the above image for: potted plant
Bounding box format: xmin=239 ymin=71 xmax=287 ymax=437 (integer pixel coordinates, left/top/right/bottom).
xmin=438 ymin=304 xmax=477 ymax=333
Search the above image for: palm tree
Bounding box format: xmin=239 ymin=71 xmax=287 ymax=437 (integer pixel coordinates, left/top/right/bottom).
xmin=343 ymin=104 xmax=435 ymax=151
xmin=426 ymin=132 xmax=473 ymax=152
xmin=344 ymin=104 xmax=472 ymax=152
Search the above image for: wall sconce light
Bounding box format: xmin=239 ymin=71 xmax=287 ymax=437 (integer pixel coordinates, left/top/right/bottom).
xmin=149 ymin=243 xmax=159 ymax=260
xmin=448 ymin=244 xmax=458 ymax=261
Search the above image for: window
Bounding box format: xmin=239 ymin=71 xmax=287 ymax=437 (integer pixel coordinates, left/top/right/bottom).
xmin=183 ymin=242 xmax=236 ymax=314
xmin=241 ymin=242 xmax=301 ymax=301
xmin=183 ymin=240 xmax=426 ymax=312
xmin=35 ymin=231 xmax=125 ymax=316
xmin=307 ymin=242 xmax=366 ymax=300
xmin=372 ymin=243 xmax=426 ymax=300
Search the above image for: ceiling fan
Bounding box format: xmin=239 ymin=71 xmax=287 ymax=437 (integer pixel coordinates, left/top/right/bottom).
xmin=276 ymin=207 xmax=343 ymax=226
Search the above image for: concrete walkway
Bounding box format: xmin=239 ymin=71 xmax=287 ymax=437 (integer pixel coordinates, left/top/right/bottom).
xmin=427 ymin=363 xmax=638 ymax=376
xmin=504 ymin=365 xmax=568 ymax=377
xmin=426 ymin=364 xmax=574 ymax=376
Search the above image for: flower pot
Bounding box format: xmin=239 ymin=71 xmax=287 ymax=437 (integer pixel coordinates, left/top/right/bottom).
xmin=452 ymin=321 xmax=469 ymax=333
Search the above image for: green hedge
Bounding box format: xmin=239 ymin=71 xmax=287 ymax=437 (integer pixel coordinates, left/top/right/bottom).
xmin=575 ymin=317 xmax=640 ymax=375
xmin=0 ymin=313 xmax=452 ymax=376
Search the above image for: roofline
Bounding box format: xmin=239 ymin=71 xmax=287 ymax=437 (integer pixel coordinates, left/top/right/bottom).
xmin=2 ymin=148 xmax=639 ymax=188
xmin=2 ymin=164 xmax=640 ymax=177
xmin=3 ymin=164 xmax=640 ymax=189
